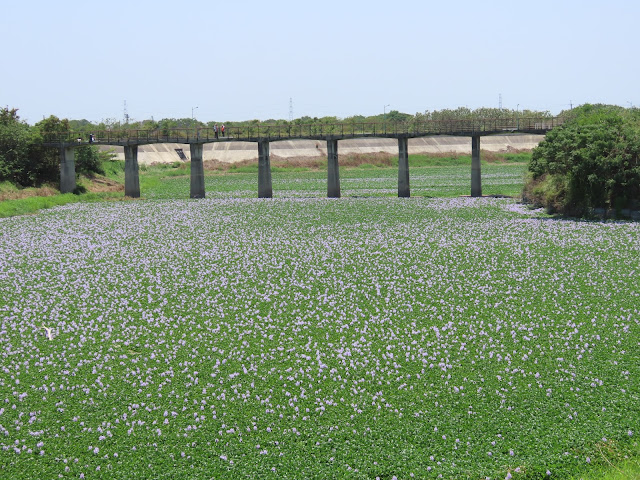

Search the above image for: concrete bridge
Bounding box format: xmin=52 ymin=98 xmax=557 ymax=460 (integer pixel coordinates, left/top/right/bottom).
xmin=44 ymin=118 xmax=562 ymax=198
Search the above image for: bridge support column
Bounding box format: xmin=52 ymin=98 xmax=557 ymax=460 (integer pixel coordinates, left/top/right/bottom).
xmin=124 ymin=145 xmax=140 ymax=198
xmin=327 ymin=139 xmax=340 ymax=198
xmin=190 ymin=143 xmax=205 ymax=199
xmin=398 ymin=137 xmax=410 ymax=198
xmin=471 ymin=135 xmax=482 ymax=197
xmin=258 ymin=140 xmax=273 ymax=198
xmin=60 ymin=147 xmax=76 ymax=193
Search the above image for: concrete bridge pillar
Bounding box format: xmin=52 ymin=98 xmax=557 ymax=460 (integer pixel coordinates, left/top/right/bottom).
xmin=190 ymin=143 xmax=205 ymax=198
xmin=471 ymin=135 xmax=482 ymax=197
xmin=124 ymin=145 xmax=140 ymax=198
xmin=60 ymin=147 xmax=76 ymax=193
xmin=398 ymin=137 xmax=410 ymax=198
xmin=258 ymin=140 xmax=273 ymax=198
xmin=327 ymin=139 xmax=340 ymax=198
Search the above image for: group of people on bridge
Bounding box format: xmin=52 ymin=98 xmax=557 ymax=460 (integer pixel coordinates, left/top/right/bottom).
xmin=213 ymin=124 xmax=225 ymax=138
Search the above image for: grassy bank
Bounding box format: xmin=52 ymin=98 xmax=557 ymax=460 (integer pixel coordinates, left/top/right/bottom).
xmin=1 ymin=152 xmax=530 ymax=218
xmin=0 ymin=159 xmax=127 ymax=218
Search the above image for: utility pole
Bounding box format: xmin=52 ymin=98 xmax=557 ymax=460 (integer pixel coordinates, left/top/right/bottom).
xmin=289 ymin=98 xmax=293 ymax=122
xmin=384 ymin=104 xmax=390 ymax=127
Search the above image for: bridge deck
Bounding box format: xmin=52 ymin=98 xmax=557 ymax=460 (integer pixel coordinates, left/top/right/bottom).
xmin=42 ymin=118 xmax=561 ymax=147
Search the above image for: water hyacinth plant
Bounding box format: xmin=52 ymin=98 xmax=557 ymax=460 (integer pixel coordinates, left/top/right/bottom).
xmin=0 ymin=195 xmax=638 ymax=479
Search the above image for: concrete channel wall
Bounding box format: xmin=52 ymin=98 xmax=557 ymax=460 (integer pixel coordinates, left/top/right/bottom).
xmin=101 ymin=134 xmax=545 ymax=165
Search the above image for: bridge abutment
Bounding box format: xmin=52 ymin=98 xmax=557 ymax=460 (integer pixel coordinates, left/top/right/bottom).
xmin=327 ymin=139 xmax=340 ymax=198
xmin=60 ymin=147 xmax=76 ymax=193
xmin=124 ymin=145 xmax=140 ymax=198
xmin=190 ymin=143 xmax=205 ymax=198
xmin=471 ymin=135 xmax=482 ymax=197
xmin=258 ymin=140 xmax=273 ymax=198
xmin=398 ymin=137 xmax=410 ymax=198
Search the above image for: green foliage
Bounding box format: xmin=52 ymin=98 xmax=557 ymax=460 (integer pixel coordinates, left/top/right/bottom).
xmin=128 ymin=160 xmax=526 ymax=199
xmin=416 ymin=107 xmax=552 ymax=123
xmin=74 ymin=145 xmax=105 ymax=176
xmin=0 ymin=108 xmax=37 ymax=185
xmin=0 ymin=109 xmax=64 ymax=186
xmin=525 ymin=104 xmax=640 ymax=215
xmin=34 ymin=107 xmax=555 ymax=137
xmin=100 ymin=157 xmax=125 ymax=177
xmin=1 ymin=197 xmax=638 ymax=478
xmin=68 ymin=118 xmax=93 ymax=130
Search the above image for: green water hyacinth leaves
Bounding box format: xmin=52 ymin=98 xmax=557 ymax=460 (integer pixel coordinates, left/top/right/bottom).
xmin=0 ymin=197 xmax=638 ymax=479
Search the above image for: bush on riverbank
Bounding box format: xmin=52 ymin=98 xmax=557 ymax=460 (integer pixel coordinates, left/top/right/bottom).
xmin=523 ymin=104 xmax=640 ymax=216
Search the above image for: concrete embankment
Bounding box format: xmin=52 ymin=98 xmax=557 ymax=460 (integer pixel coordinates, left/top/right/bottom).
xmin=101 ymin=134 xmax=545 ymax=165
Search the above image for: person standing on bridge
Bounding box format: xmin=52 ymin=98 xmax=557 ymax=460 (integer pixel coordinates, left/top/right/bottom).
xmin=214 ymin=124 xmax=219 ymax=139
xmin=221 ymin=124 xmax=225 ymax=137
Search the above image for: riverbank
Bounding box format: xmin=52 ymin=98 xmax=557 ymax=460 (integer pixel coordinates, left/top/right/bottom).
xmin=101 ymin=134 xmax=545 ymax=165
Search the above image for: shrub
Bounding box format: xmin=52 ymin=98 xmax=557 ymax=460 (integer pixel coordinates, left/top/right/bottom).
xmin=525 ymin=104 xmax=640 ymax=216
xmin=75 ymin=145 xmax=105 ymax=176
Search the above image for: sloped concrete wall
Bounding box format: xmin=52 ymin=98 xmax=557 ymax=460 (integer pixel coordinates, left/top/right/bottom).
xmin=101 ymin=134 xmax=545 ymax=165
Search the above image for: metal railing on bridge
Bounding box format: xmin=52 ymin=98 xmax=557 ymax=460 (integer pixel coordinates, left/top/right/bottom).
xmin=42 ymin=117 xmax=563 ymax=145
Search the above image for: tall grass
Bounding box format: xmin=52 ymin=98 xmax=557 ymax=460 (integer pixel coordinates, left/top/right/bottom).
xmin=0 ymin=193 xmax=83 ymax=218
xmin=571 ymin=442 xmax=640 ymax=480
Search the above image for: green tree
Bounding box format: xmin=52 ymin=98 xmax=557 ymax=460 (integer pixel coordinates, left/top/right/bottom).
xmin=525 ymin=104 xmax=640 ymax=215
xmin=75 ymin=145 xmax=105 ymax=176
xmin=0 ymin=108 xmax=37 ymax=185
xmin=32 ymin=115 xmax=73 ymax=184
xmin=384 ymin=110 xmax=412 ymax=123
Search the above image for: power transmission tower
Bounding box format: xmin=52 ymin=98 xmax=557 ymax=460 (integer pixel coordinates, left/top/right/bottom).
xmin=123 ymin=100 xmax=130 ymax=124
xmin=289 ymin=98 xmax=293 ymax=122
xmin=499 ymin=93 xmax=502 ymax=111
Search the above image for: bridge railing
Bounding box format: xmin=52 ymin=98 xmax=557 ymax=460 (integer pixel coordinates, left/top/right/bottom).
xmin=41 ymin=117 xmax=563 ymax=145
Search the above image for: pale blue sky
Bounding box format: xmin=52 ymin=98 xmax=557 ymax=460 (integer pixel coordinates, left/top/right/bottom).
xmin=2 ymin=0 xmax=638 ymax=124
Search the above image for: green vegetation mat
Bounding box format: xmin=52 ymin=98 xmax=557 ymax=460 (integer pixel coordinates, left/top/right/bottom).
xmin=0 ymin=185 xmax=638 ymax=478
xmin=0 ymin=159 xmax=529 ymax=218
xmin=137 ymin=162 xmax=528 ymax=200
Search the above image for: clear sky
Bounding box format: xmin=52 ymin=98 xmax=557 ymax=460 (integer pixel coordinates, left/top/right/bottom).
xmin=2 ymin=0 xmax=638 ymax=124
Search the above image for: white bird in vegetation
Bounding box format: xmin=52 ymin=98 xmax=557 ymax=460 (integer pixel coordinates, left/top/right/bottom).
xmin=42 ymin=326 xmax=54 ymax=340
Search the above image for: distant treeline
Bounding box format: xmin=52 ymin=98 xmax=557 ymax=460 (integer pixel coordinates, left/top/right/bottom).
xmin=68 ymin=107 xmax=556 ymax=133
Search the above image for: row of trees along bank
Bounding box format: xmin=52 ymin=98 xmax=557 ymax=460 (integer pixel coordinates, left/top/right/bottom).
xmin=76 ymin=107 xmax=553 ymax=134
xmin=1 ymin=106 xmax=554 ymax=191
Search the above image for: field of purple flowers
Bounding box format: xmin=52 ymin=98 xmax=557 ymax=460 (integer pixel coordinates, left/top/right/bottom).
xmin=0 ymin=197 xmax=638 ymax=479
